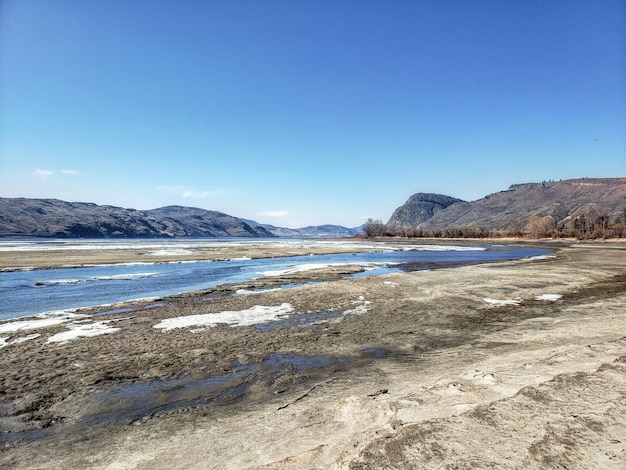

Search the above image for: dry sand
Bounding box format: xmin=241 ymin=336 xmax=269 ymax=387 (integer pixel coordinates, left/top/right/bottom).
xmin=1 ymin=239 xmax=624 ymax=469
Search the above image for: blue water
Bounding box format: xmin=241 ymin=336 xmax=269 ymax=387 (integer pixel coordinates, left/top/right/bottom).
xmin=0 ymin=241 xmax=550 ymax=320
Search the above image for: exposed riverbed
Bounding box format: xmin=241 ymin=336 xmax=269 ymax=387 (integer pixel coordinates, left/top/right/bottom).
xmin=0 ymin=239 xmax=624 ymax=469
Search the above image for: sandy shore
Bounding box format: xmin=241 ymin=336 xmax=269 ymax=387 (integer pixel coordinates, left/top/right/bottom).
xmin=1 ymin=240 xmax=625 ymax=469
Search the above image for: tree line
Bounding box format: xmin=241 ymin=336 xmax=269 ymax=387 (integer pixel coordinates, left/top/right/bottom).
xmin=362 ymin=209 xmax=626 ymax=240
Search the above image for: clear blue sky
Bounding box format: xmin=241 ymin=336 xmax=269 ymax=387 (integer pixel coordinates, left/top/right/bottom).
xmin=1 ymin=1 xmax=625 ymax=228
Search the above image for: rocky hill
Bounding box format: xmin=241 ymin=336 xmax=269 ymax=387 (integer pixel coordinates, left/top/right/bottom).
xmin=387 ymin=178 xmax=626 ymax=230
xmin=387 ymin=193 xmax=465 ymax=227
xmin=0 ymin=198 xmax=275 ymax=238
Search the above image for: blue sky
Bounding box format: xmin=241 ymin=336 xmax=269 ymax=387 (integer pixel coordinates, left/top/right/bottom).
xmin=1 ymin=1 xmax=625 ymax=228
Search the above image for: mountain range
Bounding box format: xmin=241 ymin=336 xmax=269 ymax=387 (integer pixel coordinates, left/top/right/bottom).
xmin=241 ymin=220 xmax=359 ymax=238
xmin=1 ymin=177 xmax=624 ymax=238
xmin=0 ymin=199 xmax=275 ymax=238
xmin=0 ymin=198 xmax=359 ymax=239
xmin=387 ymin=177 xmax=626 ymax=230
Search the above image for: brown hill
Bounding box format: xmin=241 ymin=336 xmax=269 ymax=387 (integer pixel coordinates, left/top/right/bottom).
xmin=0 ymin=198 xmax=275 ymax=238
xmin=388 ymin=178 xmax=626 ymax=231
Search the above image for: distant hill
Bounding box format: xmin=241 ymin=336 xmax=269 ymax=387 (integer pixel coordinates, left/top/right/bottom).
xmin=242 ymin=220 xmax=360 ymax=238
xmin=387 ymin=178 xmax=626 ymax=230
xmin=0 ymin=198 xmax=275 ymax=238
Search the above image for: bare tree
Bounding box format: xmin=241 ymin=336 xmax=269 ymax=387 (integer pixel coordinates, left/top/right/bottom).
xmin=363 ymin=218 xmax=386 ymax=237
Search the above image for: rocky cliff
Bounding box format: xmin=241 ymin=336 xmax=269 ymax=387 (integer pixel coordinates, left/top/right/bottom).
xmin=388 ymin=178 xmax=626 ymax=230
xmin=387 ymin=193 xmax=466 ymax=227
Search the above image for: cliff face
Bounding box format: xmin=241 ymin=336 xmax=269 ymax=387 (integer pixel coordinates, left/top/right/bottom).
xmin=387 ymin=178 xmax=626 ymax=230
xmin=0 ymin=198 xmax=275 ymax=238
xmin=387 ymin=193 xmax=466 ymax=227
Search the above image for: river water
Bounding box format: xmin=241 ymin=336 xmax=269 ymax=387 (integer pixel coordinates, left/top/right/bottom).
xmin=0 ymin=239 xmax=550 ymax=320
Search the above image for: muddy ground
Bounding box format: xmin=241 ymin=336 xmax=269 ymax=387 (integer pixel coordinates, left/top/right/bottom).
xmin=1 ymin=239 xmax=625 ymax=469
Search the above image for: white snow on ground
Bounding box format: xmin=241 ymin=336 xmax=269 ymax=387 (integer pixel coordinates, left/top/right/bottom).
xmin=258 ymin=262 xmax=387 ymax=277
xmin=483 ymin=298 xmax=523 ymax=306
xmin=526 ymin=254 xmax=557 ymax=261
xmin=154 ymin=303 xmax=295 ymax=330
xmin=0 ymin=312 xmax=85 ymax=334
xmin=535 ymin=293 xmax=563 ymax=301
xmin=148 ymin=249 xmax=193 ymax=256
xmin=47 ymin=321 xmax=120 ymax=343
xmin=235 ymin=288 xmax=282 ymax=296
xmin=0 ymin=334 xmax=41 ymax=348
xmin=344 ymin=297 xmax=372 ymax=315
xmin=12 ymin=333 xmax=41 ymax=344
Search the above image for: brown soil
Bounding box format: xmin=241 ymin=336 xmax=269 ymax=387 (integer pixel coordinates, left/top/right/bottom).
xmin=1 ymin=240 xmax=624 ymax=469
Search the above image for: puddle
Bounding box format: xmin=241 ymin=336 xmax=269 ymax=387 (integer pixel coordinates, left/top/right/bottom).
xmin=260 ymin=353 xmax=347 ymax=373
xmin=360 ymin=348 xmax=389 ymax=358
xmin=84 ymin=367 xmax=255 ymax=425
xmin=4 ymin=353 xmax=349 ymax=444
xmin=86 ymin=353 xmax=346 ymax=424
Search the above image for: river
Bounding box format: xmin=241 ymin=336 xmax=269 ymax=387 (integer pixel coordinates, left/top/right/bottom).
xmin=0 ymin=239 xmax=551 ymax=320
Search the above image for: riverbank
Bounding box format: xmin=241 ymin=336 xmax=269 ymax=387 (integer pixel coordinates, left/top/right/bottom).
xmin=1 ymin=240 xmax=625 ymax=469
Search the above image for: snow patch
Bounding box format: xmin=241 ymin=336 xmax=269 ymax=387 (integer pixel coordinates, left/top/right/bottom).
xmin=535 ymin=294 xmax=562 ymax=301
xmin=0 ymin=333 xmax=41 ymax=348
xmin=235 ymin=288 xmax=281 ymax=296
xmin=47 ymin=321 xmax=120 ymax=343
xmin=258 ymin=263 xmax=346 ymax=277
xmin=258 ymin=262 xmax=385 ymax=277
xmin=527 ymin=254 xmax=556 ymax=261
xmin=483 ymin=297 xmax=522 ymax=306
xmin=344 ymin=298 xmax=371 ymax=315
xmin=154 ymin=303 xmax=295 ymax=330
xmin=148 ymin=249 xmax=193 ymax=256
xmin=400 ymin=245 xmax=486 ymax=252
xmin=0 ymin=312 xmax=85 ymax=334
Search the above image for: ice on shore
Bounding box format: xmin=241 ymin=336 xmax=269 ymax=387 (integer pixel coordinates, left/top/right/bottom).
xmin=483 ymin=297 xmax=522 ymax=306
xmin=258 ymin=263 xmax=347 ymax=277
xmin=47 ymin=321 xmax=120 ymax=343
xmin=535 ymin=293 xmax=562 ymax=301
xmin=235 ymin=288 xmax=282 ymax=296
xmin=88 ymin=272 xmax=158 ymax=281
xmin=526 ymin=254 xmax=556 ymax=261
xmin=0 ymin=312 xmax=84 ymax=334
xmin=483 ymin=293 xmax=561 ymax=305
xmin=258 ymin=262 xmax=386 ymax=277
xmin=154 ymin=303 xmax=294 ymax=330
xmin=0 ymin=333 xmax=41 ymax=348
xmin=35 ymin=278 xmax=81 ymax=286
xmin=400 ymin=244 xmax=486 ymax=252
xmin=148 ymin=248 xmax=193 ymax=256
xmin=341 ymin=296 xmax=371 ymax=316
